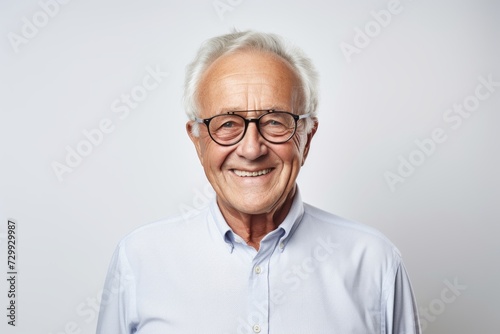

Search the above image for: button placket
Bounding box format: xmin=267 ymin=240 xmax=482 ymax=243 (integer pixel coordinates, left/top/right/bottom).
xmin=245 ymin=231 xmax=284 ymax=334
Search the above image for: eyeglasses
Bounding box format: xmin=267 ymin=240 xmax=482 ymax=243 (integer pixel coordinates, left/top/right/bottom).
xmin=195 ymin=110 xmax=311 ymax=146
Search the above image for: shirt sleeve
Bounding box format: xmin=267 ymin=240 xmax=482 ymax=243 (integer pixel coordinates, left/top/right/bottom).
xmin=96 ymin=241 xmax=138 ymax=334
xmin=383 ymin=261 xmax=422 ymax=334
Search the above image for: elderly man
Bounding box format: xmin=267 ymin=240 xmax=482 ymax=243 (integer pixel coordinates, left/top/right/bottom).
xmin=97 ymin=31 xmax=421 ymax=333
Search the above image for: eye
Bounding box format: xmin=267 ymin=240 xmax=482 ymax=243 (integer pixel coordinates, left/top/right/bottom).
xmin=211 ymin=116 xmax=244 ymax=133
xmin=269 ymin=119 xmax=283 ymax=126
xmin=221 ymin=121 xmax=236 ymax=128
xmin=261 ymin=118 xmax=285 ymax=127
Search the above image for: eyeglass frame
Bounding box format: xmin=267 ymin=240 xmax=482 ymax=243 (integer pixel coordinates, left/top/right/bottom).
xmin=194 ymin=110 xmax=311 ymax=146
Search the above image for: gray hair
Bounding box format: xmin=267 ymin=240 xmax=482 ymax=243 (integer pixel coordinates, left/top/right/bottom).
xmin=184 ymin=31 xmax=319 ymax=135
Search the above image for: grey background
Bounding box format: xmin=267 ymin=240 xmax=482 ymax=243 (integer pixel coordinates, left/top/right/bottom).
xmin=1 ymin=0 xmax=499 ymax=333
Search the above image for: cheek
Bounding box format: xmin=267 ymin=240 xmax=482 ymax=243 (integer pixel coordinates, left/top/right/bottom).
xmin=274 ymin=143 xmax=303 ymax=169
xmin=201 ymin=141 xmax=232 ymax=171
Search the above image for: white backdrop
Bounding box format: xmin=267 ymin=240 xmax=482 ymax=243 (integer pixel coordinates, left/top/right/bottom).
xmin=1 ymin=0 xmax=499 ymax=333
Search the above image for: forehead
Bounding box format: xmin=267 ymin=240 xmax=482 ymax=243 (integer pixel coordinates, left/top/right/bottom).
xmin=197 ymin=50 xmax=302 ymax=114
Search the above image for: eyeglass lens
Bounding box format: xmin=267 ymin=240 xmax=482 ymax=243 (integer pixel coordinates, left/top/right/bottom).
xmin=208 ymin=112 xmax=296 ymax=145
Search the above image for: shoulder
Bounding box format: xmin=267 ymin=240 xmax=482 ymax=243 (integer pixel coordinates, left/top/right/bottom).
xmin=115 ymin=207 xmax=209 ymax=260
xmin=301 ymin=203 xmax=402 ymax=259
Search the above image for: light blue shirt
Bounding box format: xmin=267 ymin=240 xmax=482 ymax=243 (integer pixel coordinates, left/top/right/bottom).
xmin=97 ymin=190 xmax=421 ymax=333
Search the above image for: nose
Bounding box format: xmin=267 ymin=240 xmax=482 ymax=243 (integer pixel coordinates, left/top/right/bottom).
xmin=235 ymin=121 xmax=268 ymax=160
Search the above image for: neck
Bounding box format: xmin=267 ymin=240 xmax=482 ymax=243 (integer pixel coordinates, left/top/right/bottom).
xmin=217 ymin=189 xmax=296 ymax=251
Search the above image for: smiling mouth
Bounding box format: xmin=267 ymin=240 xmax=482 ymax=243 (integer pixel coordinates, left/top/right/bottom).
xmin=233 ymin=168 xmax=273 ymax=177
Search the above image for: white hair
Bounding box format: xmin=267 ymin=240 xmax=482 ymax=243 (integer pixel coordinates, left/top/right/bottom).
xmin=184 ymin=31 xmax=319 ymax=135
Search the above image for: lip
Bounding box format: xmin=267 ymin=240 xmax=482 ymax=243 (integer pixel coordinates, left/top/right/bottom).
xmin=231 ymin=168 xmax=273 ymax=177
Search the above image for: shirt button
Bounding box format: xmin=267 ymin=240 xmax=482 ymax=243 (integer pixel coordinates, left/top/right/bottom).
xmin=253 ymin=324 xmax=261 ymax=333
xmin=279 ymin=242 xmax=285 ymax=249
xmin=254 ymin=266 xmax=262 ymax=274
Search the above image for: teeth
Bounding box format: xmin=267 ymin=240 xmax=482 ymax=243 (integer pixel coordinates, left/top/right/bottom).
xmin=233 ymin=168 xmax=272 ymax=177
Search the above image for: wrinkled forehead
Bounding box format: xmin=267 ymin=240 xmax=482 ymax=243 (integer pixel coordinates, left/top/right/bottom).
xmin=197 ymin=50 xmax=304 ymax=116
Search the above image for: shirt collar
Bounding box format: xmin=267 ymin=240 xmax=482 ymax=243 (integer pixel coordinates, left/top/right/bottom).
xmin=209 ymin=187 xmax=305 ymax=253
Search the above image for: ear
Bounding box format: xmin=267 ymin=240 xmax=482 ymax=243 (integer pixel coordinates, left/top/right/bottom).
xmin=301 ymin=119 xmax=318 ymax=166
xmin=186 ymin=121 xmax=204 ymax=165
